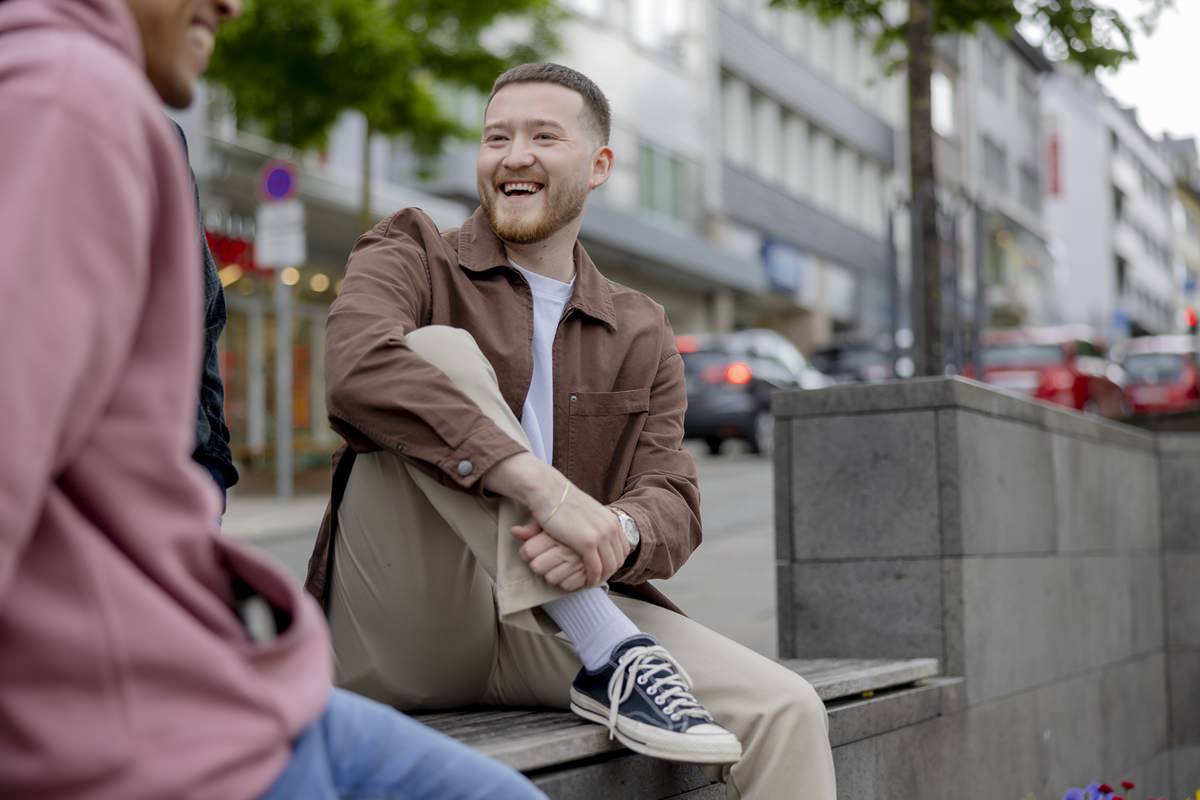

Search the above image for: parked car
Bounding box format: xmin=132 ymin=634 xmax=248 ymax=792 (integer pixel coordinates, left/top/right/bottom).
xmin=1118 ymin=335 xmax=1200 ymax=415
xmin=980 ymin=327 xmax=1130 ymax=418
xmin=809 ymin=341 xmax=893 ymax=383
xmin=677 ymin=329 xmax=833 ymax=455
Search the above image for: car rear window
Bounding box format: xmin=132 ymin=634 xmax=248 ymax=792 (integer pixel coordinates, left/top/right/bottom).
xmin=983 ymin=344 xmax=1063 ymax=367
xmin=681 ymin=350 xmax=731 ymax=376
xmin=1124 ymin=353 xmax=1188 ymax=385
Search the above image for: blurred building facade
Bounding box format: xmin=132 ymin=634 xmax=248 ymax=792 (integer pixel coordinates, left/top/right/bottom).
xmin=171 ymin=1 xmax=1196 ymax=489
xmin=1164 ymin=135 xmax=1200 ymax=320
xmin=1043 ymin=68 xmax=1178 ymax=340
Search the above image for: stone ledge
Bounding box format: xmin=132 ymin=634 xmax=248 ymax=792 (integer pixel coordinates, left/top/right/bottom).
xmin=1158 ymin=433 xmax=1200 ymax=454
xmin=417 ymin=657 xmax=943 ymax=773
xmin=771 ymin=377 xmax=1154 ymax=451
xmin=828 ymin=677 xmax=964 ymax=748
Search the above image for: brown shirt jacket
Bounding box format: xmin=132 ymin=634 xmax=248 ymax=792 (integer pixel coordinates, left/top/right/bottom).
xmin=304 ymin=207 xmax=701 ymax=613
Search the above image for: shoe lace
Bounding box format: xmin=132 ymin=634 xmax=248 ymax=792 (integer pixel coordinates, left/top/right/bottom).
xmin=605 ymin=645 xmax=713 ymax=738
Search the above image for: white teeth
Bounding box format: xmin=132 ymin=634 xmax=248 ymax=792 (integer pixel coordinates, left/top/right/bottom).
xmin=502 ymin=182 xmax=542 ymax=195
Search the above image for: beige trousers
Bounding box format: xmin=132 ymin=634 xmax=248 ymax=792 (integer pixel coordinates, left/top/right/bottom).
xmin=327 ymin=326 xmax=836 ymax=800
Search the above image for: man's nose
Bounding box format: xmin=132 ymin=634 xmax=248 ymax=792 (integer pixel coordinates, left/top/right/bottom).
xmin=502 ymin=137 xmax=536 ymax=170
xmin=215 ymin=0 xmax=242 ymax=21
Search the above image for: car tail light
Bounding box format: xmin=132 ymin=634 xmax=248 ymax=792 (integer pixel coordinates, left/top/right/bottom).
xmin=725 ymin=362 xmax=753 ymax=385
xmin=699 ymin=361 xmax=755 ymax=385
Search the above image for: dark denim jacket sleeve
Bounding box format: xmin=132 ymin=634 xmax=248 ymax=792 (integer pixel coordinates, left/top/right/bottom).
xmin=173 ymin=121 xmax=238 ymax=496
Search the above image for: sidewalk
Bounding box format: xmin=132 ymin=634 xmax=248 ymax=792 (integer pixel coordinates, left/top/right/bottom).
xmin=222 ymin=492 xmax=328 ymax=543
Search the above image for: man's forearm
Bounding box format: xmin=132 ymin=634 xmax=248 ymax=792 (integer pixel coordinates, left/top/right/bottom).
xmin=482 ymin=451 xmax=563 ymax=519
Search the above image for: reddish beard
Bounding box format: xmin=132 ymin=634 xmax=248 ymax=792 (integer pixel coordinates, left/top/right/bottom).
xmin=479 ymin=173 xmax=589 ymax=244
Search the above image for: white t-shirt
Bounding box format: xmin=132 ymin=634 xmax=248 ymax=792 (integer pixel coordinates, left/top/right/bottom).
xmin=511 ymin=262 xmax=575 ymax=465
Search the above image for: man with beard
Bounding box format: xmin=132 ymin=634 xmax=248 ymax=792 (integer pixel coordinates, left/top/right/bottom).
xmin=306 ymin=62 xmax=837 ymax=798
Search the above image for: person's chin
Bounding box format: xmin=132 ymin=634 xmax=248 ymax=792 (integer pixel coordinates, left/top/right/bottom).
xmin=160 ymin=73 xmax=197 ymax=109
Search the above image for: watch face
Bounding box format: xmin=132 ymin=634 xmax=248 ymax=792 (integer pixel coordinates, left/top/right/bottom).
xmin=618 ymin=512 xmax=639 ymax=547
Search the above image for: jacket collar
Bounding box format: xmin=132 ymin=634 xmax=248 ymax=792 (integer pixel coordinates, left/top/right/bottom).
xmin=458 ymin=207 xmax=617 ymax=331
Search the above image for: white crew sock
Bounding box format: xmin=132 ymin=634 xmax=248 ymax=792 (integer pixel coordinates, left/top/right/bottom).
xmin=543 ymin=588 xmax=641 ymax=671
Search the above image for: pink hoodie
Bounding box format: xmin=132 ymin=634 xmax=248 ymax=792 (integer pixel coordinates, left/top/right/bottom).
xmin=0 ymin=1 xmax=331 ymax=797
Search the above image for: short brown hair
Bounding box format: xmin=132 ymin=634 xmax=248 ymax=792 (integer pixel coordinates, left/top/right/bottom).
xmin=488 ymin=62 xmax=611 ymax=145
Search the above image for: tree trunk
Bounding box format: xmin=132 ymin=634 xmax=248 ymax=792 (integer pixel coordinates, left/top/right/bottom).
xmin=359 ymin=118 xmax=373 ymax=233
xmin=906 ymin=0 xmax=941 ymax=375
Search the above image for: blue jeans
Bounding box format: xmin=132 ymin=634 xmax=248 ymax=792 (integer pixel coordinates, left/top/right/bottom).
xmin=261 ymin=689 xmax=546 ymax=800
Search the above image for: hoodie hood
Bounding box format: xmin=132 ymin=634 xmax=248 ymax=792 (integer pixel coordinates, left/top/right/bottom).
xmin=0 ymin=0 xmax=143 ymax=67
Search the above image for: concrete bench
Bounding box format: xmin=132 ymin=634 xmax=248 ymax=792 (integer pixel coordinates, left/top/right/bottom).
xmin=417 ymin=657 xmax=961 ymax=798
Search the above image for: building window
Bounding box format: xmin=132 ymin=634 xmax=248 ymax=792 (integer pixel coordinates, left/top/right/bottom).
xmin=837 ymin=144 xmax=859 ymax=222
xmin=630 ymin=0 xmax=686 ymax=60
xmin=638 ymin=143 xmax=692 ymax=223
xmin=779 ymin=8 xmax=809 ymax=59
xmin=983 ymin=136 xmax=1009 ymax=193
xmin=931 ymin=71 xmax=956 ymax=138
xmin=1018 ymin=163 xmax=1041 ymax=212
xmin=860 ymin=158 xmax=883 ymax=235
xmin=1017 ymin=69 xmax=1038 ymax=127
xmin=721 ymin=75 xmax=752 ymax=167
xmin=811 ymin=129 xmax=835 ymax=211
xmin=782 ymin=113 xmax=811 ymax=200
xmin=982 ymin=35 xmax=1007 ymax=98
xmin=752 ymin=93 xmax=782 ymax=183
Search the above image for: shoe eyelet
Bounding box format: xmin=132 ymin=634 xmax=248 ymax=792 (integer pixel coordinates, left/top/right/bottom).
xmin=647 ymin=687 xmax=656 ymax=695
xmin=654 ymin=696 xmax=664 ymax=706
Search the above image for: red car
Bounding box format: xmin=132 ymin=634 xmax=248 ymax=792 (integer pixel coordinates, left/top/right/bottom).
xmin=1119 ymin=335 xmax=1200 ymax=414
xmin=981 ymin=327 xmax=1130 ymax=418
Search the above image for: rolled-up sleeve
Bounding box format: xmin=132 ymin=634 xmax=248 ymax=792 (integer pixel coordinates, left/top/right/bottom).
xmin=325 ymin=215 xmax=524 ymax=490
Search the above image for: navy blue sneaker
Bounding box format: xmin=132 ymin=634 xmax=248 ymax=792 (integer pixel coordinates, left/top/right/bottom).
xmin=569 ymin=634 xmax=742 ymax=764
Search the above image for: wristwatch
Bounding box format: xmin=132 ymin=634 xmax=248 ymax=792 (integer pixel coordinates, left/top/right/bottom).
xmin=611 ymin=507 xmax=640 ymax=550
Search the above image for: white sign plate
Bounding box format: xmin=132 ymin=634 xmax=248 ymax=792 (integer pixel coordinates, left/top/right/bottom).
xmin=255 ymin=200 xmax=306 ymax=269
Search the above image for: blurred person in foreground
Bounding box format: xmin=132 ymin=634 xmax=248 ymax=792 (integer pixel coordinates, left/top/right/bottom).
xmin=305 ymin=62 xmax=836 ymax=798
xmin=0 ymin=0 xmax=544 ymax=798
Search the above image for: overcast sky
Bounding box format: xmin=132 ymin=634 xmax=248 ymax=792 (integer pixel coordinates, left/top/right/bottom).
xmin=1099 ymin=0 xmax=1200 ymax=143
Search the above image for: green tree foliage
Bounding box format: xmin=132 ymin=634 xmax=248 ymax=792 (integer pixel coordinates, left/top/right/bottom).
xmin=206 ymin=0 xmax=562 ymax=225
xmin=208 ymin=0 xmax=561 ymax=151
xmin=770 ymin=0 xmax=1171 ymax=72
xmin=769 ymin=0 xmax=1170 ymax=375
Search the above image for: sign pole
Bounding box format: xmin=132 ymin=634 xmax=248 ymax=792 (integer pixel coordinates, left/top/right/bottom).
xmin=255 ymin=160 xmax=304 ymax=499
xmin=274 ymin=275 xmax=293 ymax=498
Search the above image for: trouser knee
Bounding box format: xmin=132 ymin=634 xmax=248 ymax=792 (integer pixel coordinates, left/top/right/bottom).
xmin=405 ymin=326 xmax=496 ymax=395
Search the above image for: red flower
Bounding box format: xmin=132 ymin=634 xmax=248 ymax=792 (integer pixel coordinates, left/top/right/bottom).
xmin=1099 ymin=785 xmax=1114 ymax=794
xmin=1112 ymin=796 xmax=1124 ymax=800
xmin=1121 ymin=782 xmax=1135 ymax=791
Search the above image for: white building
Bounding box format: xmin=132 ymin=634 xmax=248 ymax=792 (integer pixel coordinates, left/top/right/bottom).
xmin=1043 ymin=69 xmax=1178 ymax=338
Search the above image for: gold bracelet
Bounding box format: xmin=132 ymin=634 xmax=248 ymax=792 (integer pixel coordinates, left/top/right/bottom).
xmin=540 ymin=481 xmax=571 ymax=526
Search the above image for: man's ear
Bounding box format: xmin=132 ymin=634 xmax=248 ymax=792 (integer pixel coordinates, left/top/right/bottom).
xmin=589 ymin=145 xmax=614 ymax=190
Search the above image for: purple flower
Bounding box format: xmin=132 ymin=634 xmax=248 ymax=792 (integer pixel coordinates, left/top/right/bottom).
xmin=1063 ymin=789 xmax=1086 ymax=800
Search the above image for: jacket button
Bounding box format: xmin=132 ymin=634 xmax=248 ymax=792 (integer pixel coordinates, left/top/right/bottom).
xmin=457 ymin=459 xmax=474 ymax=477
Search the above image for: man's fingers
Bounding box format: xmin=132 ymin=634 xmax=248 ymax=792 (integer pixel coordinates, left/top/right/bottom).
xmin=510 ymin=521 xmax=542 ymax=541
xmin=544 ymin=560 xmax=578 ymax=587
xmin=560 ymin=569 xmax=588 ymax=592
xmin=518 ymin=532 xmax=558 ymax=562
xmin=529 ymin=548 xmax=570 ymax=576
xmin=581 ymin=550 xmax=602 ymax=585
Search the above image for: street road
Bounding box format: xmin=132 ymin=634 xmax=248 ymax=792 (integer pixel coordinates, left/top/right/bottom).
xmin=226 ymin=445 xmax=778 ymax=658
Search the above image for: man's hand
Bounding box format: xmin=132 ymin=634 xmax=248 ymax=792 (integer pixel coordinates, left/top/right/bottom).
xmin=511 ymin=525 xmax=589 ymax=591
xmin=485 ymin=452 xmax=629 ymax=587
xmin=513 ymin=509 xmax=631 ymax=591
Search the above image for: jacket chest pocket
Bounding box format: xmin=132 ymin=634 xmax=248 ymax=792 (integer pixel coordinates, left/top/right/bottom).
xmin=566 ymin=388 xmax=651 ymax=503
